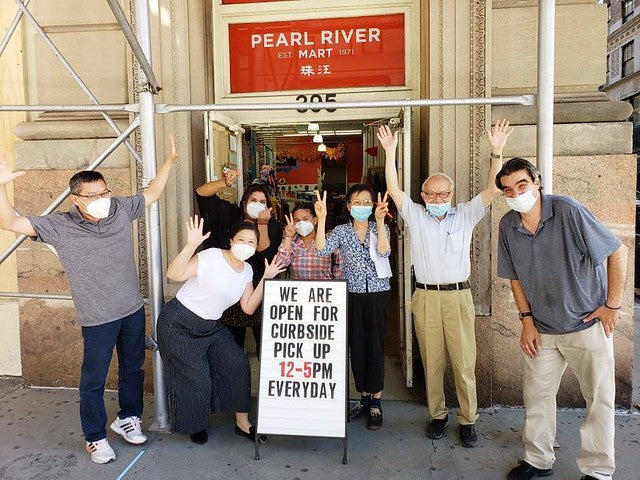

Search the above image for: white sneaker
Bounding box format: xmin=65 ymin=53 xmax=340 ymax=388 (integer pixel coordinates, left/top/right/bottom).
xmin=110 ymin=416 xmax=147 ymax=445
xmin=85 ymin=438 xmax=116 ymax=464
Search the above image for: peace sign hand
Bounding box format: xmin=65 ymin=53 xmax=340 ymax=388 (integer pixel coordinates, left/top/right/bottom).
xmin=375 ymin=191 xmax=389 ymax=222
xmin=314 ymin=190 xmax=327 ymax=220
xmin=185 ymin=215 xmax=210 ymax=248
xmin=284 ymin=213 xmax=296 ymax=238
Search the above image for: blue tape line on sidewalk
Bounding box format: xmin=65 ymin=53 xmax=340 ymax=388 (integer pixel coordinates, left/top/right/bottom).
xmin=115 ymin=450 xmax=145 ymax=480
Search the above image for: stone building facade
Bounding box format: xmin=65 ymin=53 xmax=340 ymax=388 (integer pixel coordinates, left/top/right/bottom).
xmin=0 ymin=0 xmax=635 ymax=408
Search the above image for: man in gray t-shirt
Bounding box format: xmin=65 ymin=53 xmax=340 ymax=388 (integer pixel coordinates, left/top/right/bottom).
xmin=496 ymin=158 xmax=627 ymax=480
xmin=0 ymin=145 xmax=177 ymax=465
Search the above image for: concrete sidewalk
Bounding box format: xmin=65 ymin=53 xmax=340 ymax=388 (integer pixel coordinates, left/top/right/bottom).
xmin=0 ymin=378 xmax=639 ymax=480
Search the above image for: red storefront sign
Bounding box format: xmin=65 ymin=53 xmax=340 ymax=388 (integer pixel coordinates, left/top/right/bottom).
xmin=228 ymin=14 xmax=405 ymax=94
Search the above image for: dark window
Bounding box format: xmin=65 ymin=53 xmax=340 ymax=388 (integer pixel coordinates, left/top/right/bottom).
xmin=607 ymin=54 xmax=610 ymax=83
xmin=623 ymin=0 xmax=634 ymax=23
xmin=623 ymin=41 xmax=635 ymax=77
xmin=628 ymin=93 xmax=640 ymax=125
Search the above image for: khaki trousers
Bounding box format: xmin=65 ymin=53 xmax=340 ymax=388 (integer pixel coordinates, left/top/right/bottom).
xmin=412 ymin=288 xmax=478 ymax=425
xmin=522 ymin=323 xmax=615 ymax=480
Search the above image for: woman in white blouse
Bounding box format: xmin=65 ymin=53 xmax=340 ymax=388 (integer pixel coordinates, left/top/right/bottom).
xmin=157 ymin=217 xmax=284 ymax=444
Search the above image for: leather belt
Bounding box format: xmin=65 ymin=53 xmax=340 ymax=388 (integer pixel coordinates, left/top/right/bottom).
xmin=415 ymin=281 xmax=470 ymax=291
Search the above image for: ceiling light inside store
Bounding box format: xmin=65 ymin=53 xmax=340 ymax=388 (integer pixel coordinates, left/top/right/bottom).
xmin=313 ymin=134 xmax=323 ymax=143
xmin=308 ymin=123 xmax=320 ymax=132
xmin=318 ymin=143 xmax=327 ymax=152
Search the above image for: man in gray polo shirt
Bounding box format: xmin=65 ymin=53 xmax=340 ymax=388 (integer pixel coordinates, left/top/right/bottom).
xmin=378 ymin=120 xmax=513 ymax=448
xmin=0 ymin=145 xmax=177 ymax=464
xmin=496 ymin=157 xmax=627 ymax=480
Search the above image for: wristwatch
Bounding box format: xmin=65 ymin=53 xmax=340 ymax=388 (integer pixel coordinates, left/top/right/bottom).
xmin=519 ymin=311 xmax=533 ymax=320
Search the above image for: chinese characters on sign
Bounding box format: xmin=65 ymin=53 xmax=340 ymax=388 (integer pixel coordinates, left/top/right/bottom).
xmin=257 ymin=280 xmax=347 ymax=437
xmin=229 ymin=14 xmax=405 ymax=93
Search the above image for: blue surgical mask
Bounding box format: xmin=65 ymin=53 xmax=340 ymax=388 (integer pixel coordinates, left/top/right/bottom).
xmin=425 ymin=201 xmax=451 ymax=217
xmin=350 ymin=206 xmax=372 ymax=222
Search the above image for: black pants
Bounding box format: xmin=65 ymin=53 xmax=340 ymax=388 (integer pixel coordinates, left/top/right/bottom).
xmin=157 ymin=299 xmax=251 ymax=434
xmin=348 ymin=291 xmax=390 ymax=394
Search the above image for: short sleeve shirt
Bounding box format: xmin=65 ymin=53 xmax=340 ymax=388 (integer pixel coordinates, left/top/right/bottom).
xmin=28 ymin=193 xmax=146 ymax=327
xmin=316 ymin=221 xmax=391 ymax=293
xmin=497 ymin=194 xmax=622 ymax=334
xmin=399 ymin=193 xmax=488 ymax=284
xmin=176 ymin=248 xmax=253 ymax=320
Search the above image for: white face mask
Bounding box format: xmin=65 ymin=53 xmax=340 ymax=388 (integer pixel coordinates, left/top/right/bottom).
xmin=84 ymin=197 xmax=111 ymax=219
xmin=505 ymin=188 xmax=538 ymax=213
xmin=231 ymin=243 xmax=256 ymax=261
xmin=294 ymin=220 xmax=315 ymax=237
xmin=246 ymin=201 xmax=266 ymax=219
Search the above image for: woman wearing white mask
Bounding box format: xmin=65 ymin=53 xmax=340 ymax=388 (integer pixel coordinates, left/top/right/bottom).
xmin=196 ymin=175 xmax=283 ymax=351
xmin=157 ymin=217 xmax=285 ymax=445
xmin=276 ymin=202 xmax=342 ymax=280
xmin=315 ymin=185 xmax=392 ymax=431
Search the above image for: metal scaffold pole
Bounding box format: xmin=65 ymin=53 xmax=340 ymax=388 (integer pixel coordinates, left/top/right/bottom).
xmin=134 ymin=0 xmax=170 ymax=431
xmin=537 ymin=0 xmax=555 ymax=193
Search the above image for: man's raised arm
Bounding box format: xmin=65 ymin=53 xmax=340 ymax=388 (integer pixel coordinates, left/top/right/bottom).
xmin=377 ymin=125 xmax=405 ymax=210
xmin=0 ymin=155 xmax=36 ymax=237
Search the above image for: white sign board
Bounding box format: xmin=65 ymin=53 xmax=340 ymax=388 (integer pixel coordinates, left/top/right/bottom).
xmin=257 ymin=279 xmax=348 ymax=438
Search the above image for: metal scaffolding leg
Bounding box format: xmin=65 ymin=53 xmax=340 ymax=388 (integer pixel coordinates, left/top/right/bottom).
xmin=537 ymin=0 xmax=555 ymax=193
xmin=134 ymin=0 xmax=170 ymax=432
xmin=0 ymin=0 xmax=30 ymax=57
xmin=14 ymin=0 xmax=142 ymax=164
xmin=105 ymin=0 xmax=161 ymax=94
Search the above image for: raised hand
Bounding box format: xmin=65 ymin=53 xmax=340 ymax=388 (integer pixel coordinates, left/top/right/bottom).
xmin=0 ymin=154 xmax=26 ymax=186
xmin=185 ymin=215 xmax=210 ymax=247
xmin=376 ymin=125 xmax=398 ymax=152
xmin=283 ymin=214 xmax=296 ymax=238
xmin=314 ymin=190 xmax=327 ymax=220
xmin=375 ymin=191 xmax=389 ymax=222
xmin=168 ymin=135 xmax=178 ymax=164
xmin=257 ymin=206 xmax=272 ymax=224
xmin=485 ymin=118 xmax=514 ymax=154
xmin=263 ymin=256 xmax=287 ymax=279
xmin=224 ymin=167 xmax=238 ymax=187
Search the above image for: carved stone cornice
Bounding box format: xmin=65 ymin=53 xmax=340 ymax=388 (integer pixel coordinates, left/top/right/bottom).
xmin=608 ymin=15 xmax=640 ymax=50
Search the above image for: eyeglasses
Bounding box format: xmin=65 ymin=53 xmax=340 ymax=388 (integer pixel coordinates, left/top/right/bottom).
xmin=73 ymin=189 xmax=112 ymax=200
xmin=422 ymin=190 xmax=452 ymax=201
xmin=350 ymin=200 xmax=373 ymax=206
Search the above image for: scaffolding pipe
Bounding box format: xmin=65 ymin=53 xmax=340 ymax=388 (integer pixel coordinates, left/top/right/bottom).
xmin=537 ymin=0 xmax=555 ymax=193
xmin=0 ymin=96 xmax=534 ymax=115
xmin=14 ymin=0 xmax=142 ymax=164
xmin=134 ymin=0 xmax=170 ymax=432
xmin=105 ymin=0 xmax=161 ymax=94
xmin=0 ymin=117 xmax=140 ymax=265
xmin=158 ymin=95 xmax=535 ymax=113
xmin=0 ymin=105 xmax=138 ymax=112
xmin=0 ymin=0 xmax=30 ymax=58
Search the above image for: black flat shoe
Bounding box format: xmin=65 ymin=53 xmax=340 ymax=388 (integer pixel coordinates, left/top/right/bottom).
xmin=190 ymin=429 xmax=208 ymax=444
xmin=234 ymin=424 xmax=267 ymax=444
xmin=507 ymin=460 xmax=554 ymax=480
